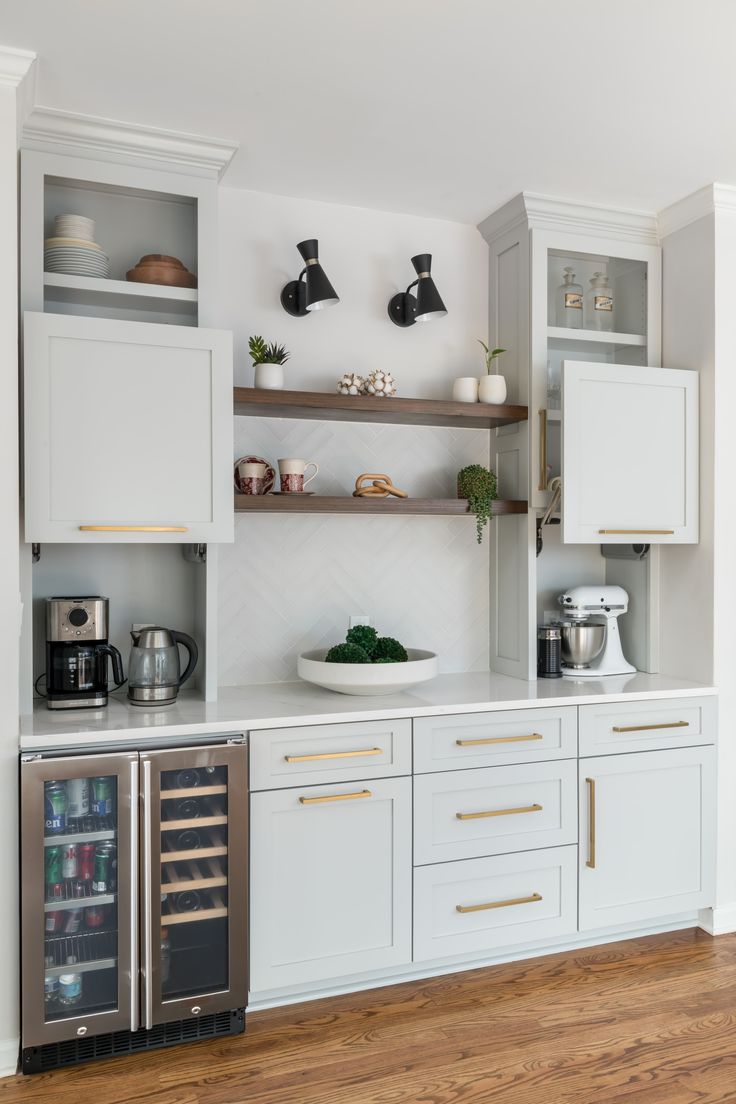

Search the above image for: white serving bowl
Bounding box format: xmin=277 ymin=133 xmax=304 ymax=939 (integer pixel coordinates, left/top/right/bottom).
xmin=298 ymin=648 xmax=438 ymax=696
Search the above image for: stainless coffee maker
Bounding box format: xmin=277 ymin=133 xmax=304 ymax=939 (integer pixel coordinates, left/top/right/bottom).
xmin=45 ymin=597 xmax=125 ymax=710
xmin=127 ymin=626 xmax=198 ymax=706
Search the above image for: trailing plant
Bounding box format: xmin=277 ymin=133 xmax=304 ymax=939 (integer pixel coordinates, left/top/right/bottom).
xmin=457 ymin=463 xmax=498 ymax=544
xmin=248 ymin=335 xmax=291 ymax=366
xmin=478 ymin=340 xmax=506 ymax=373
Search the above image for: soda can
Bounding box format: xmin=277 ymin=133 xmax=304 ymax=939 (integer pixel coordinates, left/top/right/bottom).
xmin=45 ymin=911 xmax=64 ymax=934
xmin=78 ymin=842 xmax=96 ymax=881
xmin=58 ymin=973 xmax=82 ymax=1006
xmin=66 ymin=778 xmax=89 ymax=818
xmin=44 ymin=782 xmax=68 ymax=835
xmin=72 ymin=881 xmax=87 ymax=899
xmin=62 ymin=844 xmax=77 ymax=880
xmin=90 ymin=777 xmax=115 ymax=818
xmin=44 ymin=974 xmax=59 ymax=1005
xmin=63 ymin=908 xmax=83 ymax=934
xmin=44 ymin=845 xmax=63 ymax=887
xmin=92 ymin=843 xmax=116 ymax=894
xmin=85 ymin=904 xmax=107 ymax=928
xmin=46 ymin=882 xmax=64 ymax=903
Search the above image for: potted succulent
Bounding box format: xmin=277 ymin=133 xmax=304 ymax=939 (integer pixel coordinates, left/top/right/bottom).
xmin=457 ymin=463 xmax=498 ymax=543
xmin=477 ymin=340 xmax=507 ymax=404
xmin=249 ymin=335 xmax=290 ymax=390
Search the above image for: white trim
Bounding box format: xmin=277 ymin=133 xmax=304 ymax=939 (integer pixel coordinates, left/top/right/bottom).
xmin=0 ymin=45 xmax=35 ymax=87
xmin=0 ymin=1037 xmax=18 ymax=1078
xmin=479 ymin=191 xmax=658 ymax=246
xmin=22 ymin=106 xmax=238 ymax=180
xmin=657 ymin=183 xmax=736 ymax=239
xmin=698 ymin=904 xmax=736 ymax=936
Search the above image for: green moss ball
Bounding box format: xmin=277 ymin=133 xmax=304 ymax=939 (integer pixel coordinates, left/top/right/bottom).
xmin=345 ymin=624 xmax=379 ymax=655
xmin=325 ymin=642 xmax=371 ymax=664
xmin=372 ymin=637 xmax=408 ymax=663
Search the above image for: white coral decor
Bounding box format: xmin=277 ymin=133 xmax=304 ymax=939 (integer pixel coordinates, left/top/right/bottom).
xmin=364 ymin=369 xmax=397 ymax=397
xmin=337 ymin=372 xmax=365 ymax=396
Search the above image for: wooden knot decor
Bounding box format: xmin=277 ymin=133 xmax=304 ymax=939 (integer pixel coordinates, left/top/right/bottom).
xmin=353 ymin=472 xmax=408 ymax=499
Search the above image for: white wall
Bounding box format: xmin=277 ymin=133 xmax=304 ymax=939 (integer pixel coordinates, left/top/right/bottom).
xmin=216 ymin=189 xmax=491 ymax=684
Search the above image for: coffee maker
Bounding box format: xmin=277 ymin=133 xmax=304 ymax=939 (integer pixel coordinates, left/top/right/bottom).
xmin=45 ymin=597 xmax=125 ymax=710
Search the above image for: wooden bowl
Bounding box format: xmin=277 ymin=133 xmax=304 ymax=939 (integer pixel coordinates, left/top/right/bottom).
xmin=126 ymin=254 xmax=198 ymax=288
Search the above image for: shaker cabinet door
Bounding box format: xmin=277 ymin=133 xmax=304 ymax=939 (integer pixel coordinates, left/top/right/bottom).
xmin=562 ymin=361 xmax=698 ymax=543
xmin=23 ymin=311 xmax=233 ymax=542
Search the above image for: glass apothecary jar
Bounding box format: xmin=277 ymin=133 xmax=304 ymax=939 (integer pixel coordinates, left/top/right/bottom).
xmin=555 ymin=267 xmax=584 ymax=328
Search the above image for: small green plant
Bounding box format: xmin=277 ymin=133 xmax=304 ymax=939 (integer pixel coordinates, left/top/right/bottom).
xmin=373 ymin=637 xmax=408 ymax=662
xmin=248 ymin=335 xmax=290 ymax=366
xmin=325 ymin=642 xmax=371 ymax=663
xmin=346 ymin=624 xmax=379 ymax=656
xmin=325 ymin=625 xmax=409 ymax=664
xmin=457 ymin=464 xmax=498 ymax=544
xmin=478 ymin=340 xmax=506 ymax=373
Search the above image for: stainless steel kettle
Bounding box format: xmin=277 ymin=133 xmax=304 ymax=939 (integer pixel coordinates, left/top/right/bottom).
xmin=127 ymin=626 xmax=198 ymax=706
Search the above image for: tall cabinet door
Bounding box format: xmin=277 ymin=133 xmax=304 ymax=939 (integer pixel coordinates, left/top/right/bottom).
xmin=250 ymin=777 xmax=412 ymax=994
xmin=562 ymin=361 xmax=698 ymax=543
xmin=140 ymin=743 xmax=247 ymax=1027
xmin=21 ymin=751 xmax=138 ymax=1048
xmin=23 ymin=311 xmax=233 ymax=543
xmin=579 ymin=746 xmax=715 ymax=930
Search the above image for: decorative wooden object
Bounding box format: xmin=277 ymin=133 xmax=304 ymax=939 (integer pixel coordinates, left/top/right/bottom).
xmin=353 ymin=473 xmax=408 ymax=499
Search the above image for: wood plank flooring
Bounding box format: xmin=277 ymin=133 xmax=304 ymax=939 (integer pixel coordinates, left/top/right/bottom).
xmin=5 ymin=929 xmax=736 ymax=1104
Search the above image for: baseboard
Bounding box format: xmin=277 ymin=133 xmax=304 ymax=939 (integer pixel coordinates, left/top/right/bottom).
xmin=698 ymin=904 xmax=736 ymax=935
xmin=0 ymin=1037 xmax=18 ymax=1078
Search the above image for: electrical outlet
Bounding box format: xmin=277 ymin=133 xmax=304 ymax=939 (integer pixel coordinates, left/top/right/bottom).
xmin=349 ymin=614 xmax=371 ymax=629
xmin=131 ymin=622 xmax=156 ymax=632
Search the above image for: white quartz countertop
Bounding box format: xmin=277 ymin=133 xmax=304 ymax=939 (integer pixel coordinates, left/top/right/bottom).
xmin=19 ymin=671 xmax=716 ymax=751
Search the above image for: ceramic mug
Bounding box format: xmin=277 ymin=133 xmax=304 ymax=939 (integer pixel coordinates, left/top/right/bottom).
xmin=234 ymin=456 xmax=275 ymax=494
xmin=278 ymin=458 xmax=319 ymax=493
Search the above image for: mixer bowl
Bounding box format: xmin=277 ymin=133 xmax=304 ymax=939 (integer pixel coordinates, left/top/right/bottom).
xmin=559 ymin=622 xmax=606 ymax=668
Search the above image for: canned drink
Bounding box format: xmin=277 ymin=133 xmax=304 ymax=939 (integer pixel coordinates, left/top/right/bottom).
xmin=92 ymin=843 xmax=116 ymax=894
xmin=62 ymin=844 xmax=77 ymax=880
xmin=44 ymin=846 xmax=63 ymax=887
xmin=90 ymin=777 xmax=115 ymax=817
xmin=78 ymin=842 xmax=95 ymax=881
xmin=44 ymin=974 xmax=59 ymax=1005
xmin=84 ymin=904 xmax=107 ymax=928
xmin=66 ymin=778 xmax=89 ymax=818
xmin=45 ymin=911 xmax=64 ymax=934
xmin=46 ymin=882 xmax=64 ymax=903
xmin=72 ymin=881 xmax=87 ymax=899
xmin=58 ymin=973 xmax=82 ymax=1006
xmin=44 ymin=782 xmax=68 ymax=835
xmin=63 ymin=908 xmax=83 ymax=934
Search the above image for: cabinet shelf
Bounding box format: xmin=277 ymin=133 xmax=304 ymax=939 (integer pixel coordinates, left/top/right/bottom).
xmin=163 ymin=906 xmax=228 ymax=926
xmin=233 ymin=387 xmax=528 ymax=429
xmin=161 ymin=785 xmax=227 ymax=799
xmin=161 ymin=844 xmax=228 ymax=863
xmin=44 ymin=829 xmax=115 ymax=846
xmin=43 ymin=272 xmax=198 ymax=316
xmin=162 ymin=814 xmax=227 ymax=831
xmin=44 ymin=894 xmax=115 ymax=912
xmin=235 ymin=495 xmax=528 ymax=517
xmin=547 ymin=325 xmax=646 ymax=348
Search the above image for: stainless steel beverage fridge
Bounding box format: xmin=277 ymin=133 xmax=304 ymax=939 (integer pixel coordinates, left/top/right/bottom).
xmin=20 ymin=739 xmax=248 ymax=1073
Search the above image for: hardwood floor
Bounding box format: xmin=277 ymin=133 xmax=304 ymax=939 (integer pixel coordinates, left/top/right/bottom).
xmin=5 ymin=929 xmax=736 ymax=1103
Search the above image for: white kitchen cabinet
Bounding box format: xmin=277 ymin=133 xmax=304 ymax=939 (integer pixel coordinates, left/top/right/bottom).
xmin=249 ymin=776 xmax=412 ymax=993
xmin=562 ymin=361 xmax=698 ymax=544
xmin=23 ymin=311 xmax=233 ymax=542
xmin=579 ymin=746 xmax=715 ymax=930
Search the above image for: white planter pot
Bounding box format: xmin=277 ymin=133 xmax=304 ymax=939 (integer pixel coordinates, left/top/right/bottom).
xmin=478 ymin=374 xmax=507 ymax=404
xmin=452 ymin=377 xmax=479 ymax=403
xmin=254 ymin=362 xmax=284 ymax=390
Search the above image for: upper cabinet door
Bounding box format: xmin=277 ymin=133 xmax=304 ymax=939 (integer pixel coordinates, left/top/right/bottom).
xmin=24 ymin=312 xmax=233 ymax=543
xmin=562 ymin=361 xmax=698 ymax=543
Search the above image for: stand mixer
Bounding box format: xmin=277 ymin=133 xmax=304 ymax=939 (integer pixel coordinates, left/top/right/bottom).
xmin=557 ymin=585 xmax=636 ymax=678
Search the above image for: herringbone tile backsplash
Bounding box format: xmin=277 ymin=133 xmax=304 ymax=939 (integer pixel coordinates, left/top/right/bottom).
xmin=218 ymin=417 xmax=491 ymax=685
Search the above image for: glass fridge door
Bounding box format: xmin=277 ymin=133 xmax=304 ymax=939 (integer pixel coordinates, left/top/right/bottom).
xmin=140 ymin=743 xmax=247 ymax=1026
xmin=21 ymin=751 xmax=138 ymax=1047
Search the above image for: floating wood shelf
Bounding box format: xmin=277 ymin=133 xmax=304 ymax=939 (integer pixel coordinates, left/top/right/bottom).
xmin=235 ymin=495 xmax=528 ymax=516
xmin=233 ymin=387 xmax=528 ymax=429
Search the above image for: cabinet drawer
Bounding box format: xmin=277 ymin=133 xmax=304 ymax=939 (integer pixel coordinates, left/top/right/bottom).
xmin=579 ymin=696 xmax=716 ymax=756
xmin=414 ymin=760 xmax=577 ymax=865
xmin=413 ymin=707 xmax=577 ymax=773
xmin=250 ymin=719 xmax=412 ymax=790
xmin=413 ymin=846 xmax=577 ymax=962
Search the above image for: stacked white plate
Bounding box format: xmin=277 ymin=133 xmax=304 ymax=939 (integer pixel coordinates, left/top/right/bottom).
xmin=44 ymin=213 xmax=110 ymax=279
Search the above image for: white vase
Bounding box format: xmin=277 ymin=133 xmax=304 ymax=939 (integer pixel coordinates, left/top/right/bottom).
xmin=478 ymin=374 xmax=507 ymax=404
xmin=254 ymin=362 xmax=284 ymax=390
xmin=452 ymin=377 xmax=479 ymax=403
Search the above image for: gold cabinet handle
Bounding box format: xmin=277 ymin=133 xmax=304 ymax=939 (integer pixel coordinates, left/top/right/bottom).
xmin=598 ymin=529 xmax=674 ymax=535
xmin=586 ymin=777 xmax=596 ymax=869
xmin=456 ymin=892 xmax=542 ymax=915
xmin=611 ymin=721 xmax=688 ymax=733
xmin=79 ymin=525 xmax=189 ymax=533
xmin=299 ymin=789 xmax=372 ymax=805
xmin=538 ymin=409 xmax=548 ymax=492
xmin=456 ymin=733 xmax=543 ymax=748
xmin=456 ymin=803 xmax=542 ymax=821
xmin=285 ymin=747 xmax=382 ymax=763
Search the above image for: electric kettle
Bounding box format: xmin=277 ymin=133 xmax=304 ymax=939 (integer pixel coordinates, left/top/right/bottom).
xmin=127 ymin=626 xmax=198 ymax=706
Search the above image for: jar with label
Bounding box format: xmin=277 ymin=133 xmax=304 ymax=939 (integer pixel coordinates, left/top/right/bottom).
xmin=555 ymin=267 xmax=583 ymax=328
xmin=587 ymin=270 xmax=614 ymax=331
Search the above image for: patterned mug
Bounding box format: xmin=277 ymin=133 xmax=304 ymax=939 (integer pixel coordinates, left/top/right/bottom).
xmin=234 ymin=457 xmax=275 ymax=495
xmin=278 ymin=458 xmax=319 ymax=493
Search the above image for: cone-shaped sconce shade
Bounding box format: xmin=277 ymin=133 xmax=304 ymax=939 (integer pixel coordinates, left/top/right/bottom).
xmin=281 ymin=238 xmax=340 ymax=316
xmin=387 ymin=252 xmax=447 ymax=327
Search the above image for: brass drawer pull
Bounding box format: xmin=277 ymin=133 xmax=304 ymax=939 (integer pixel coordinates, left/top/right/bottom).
xmin=611 ymin=721 xmax=689 ymax=733
xmin=79 ymin=525 xmax=189 ymax=533
xmin=285 ymin=747 xmax=382 ymax=763
xmin=455 ymin=734 xmax=544 ymax=748
xmin=456 ymin=892 xmax=542 ymax=915
xmin=586 ymin=777 xmax=596 ymax=868
xmin=598 ymin=529 xmax=674 ymax=535
xmin=299 ymin=789 xmax=372 ymax=805
xmin=456 ymin=803 xmax=542 ymax=821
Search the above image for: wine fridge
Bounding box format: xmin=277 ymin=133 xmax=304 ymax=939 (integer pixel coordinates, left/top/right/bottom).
xmin=20 ymin=740 xmax=247 ymax=1073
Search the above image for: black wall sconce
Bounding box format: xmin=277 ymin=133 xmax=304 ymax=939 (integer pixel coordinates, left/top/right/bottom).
xmin=280 ymin=239 xmax=340 ymax=316
xmin=387 ymin=253 xmax=447 ymax=327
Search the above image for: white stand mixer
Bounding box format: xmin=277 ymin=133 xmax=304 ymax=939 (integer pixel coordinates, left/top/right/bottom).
xmin=557 ymin=585 xmax=636 ymax=678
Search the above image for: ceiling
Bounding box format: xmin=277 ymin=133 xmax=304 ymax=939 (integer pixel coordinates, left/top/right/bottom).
xmin=2 ymin=0 xmax=735 ymax=224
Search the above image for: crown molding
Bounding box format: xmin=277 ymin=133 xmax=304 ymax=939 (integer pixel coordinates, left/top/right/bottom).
xmin=657 ymin=183 xmax=736 ymax=238
xmin=21 ymin=106 xmax=238 ymax=180
xmin=0 ymin=46 xmax=36 ymax=88
xmin=479 ymin=191 xmax=658 ymax=245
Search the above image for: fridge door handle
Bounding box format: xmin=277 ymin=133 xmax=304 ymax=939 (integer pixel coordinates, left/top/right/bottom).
xmin=142 ymin=759 xmax=154 ymax=1031
xmin=130 ymin=758 xmax=140 ymax=1032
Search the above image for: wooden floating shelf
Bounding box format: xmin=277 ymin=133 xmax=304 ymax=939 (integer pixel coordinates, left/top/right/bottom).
xmin=547 ymin=325 xmax=646 ymax=347
xmin=233 ymin=387 xmax=528 ymax=429
xmin=235 ymin=495 xmax=528 ymax=517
